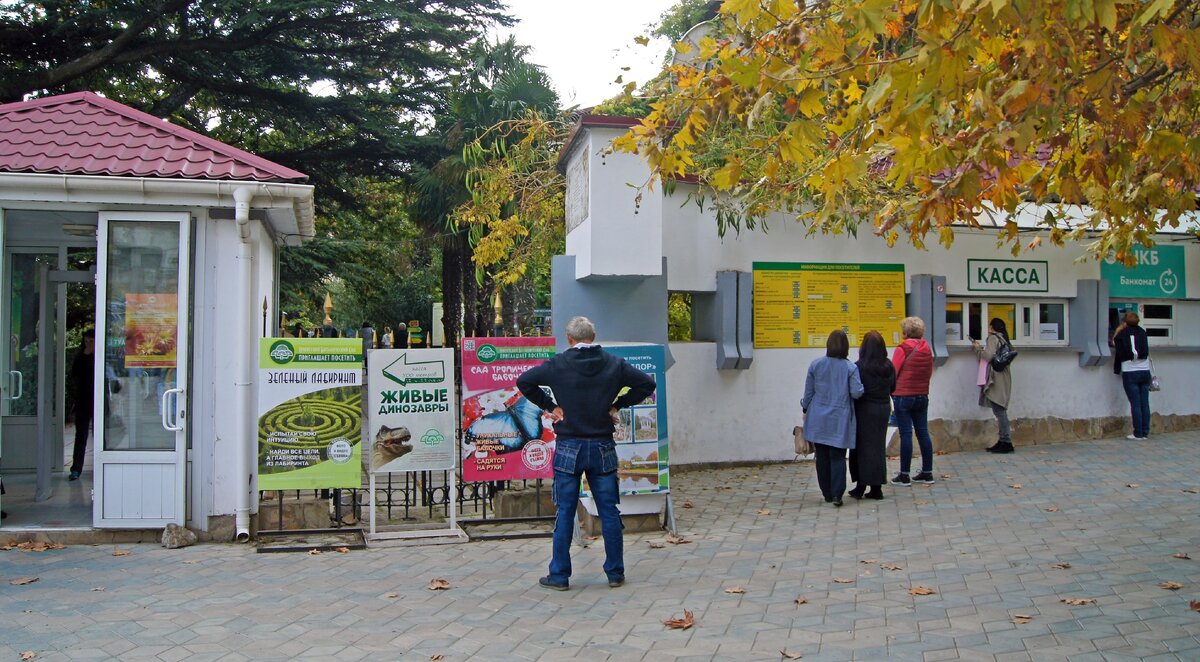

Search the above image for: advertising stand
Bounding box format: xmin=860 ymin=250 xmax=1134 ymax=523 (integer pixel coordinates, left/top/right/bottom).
xmin=366 ymin=348 xmax=466 ymax=542
xmin=460 ymin=337 xmax=558 ymax=539
xmin=257 ymin=338 xmax=366 ymax=551
xmin=579 ymin=343 xmax=677 ymax=535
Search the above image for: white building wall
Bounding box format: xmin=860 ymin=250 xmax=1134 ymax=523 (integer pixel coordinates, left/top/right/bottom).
xmin=659 ymin=179 xmax=1200 ymax=464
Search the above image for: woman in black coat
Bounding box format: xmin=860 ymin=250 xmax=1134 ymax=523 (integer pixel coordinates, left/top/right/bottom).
xmin=1111 ymin=311 xmax=1152 ymax=439
xmin=849 ymin=331 xmax=897 ymax=500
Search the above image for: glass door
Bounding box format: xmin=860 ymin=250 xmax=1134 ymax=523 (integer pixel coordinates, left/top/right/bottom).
xmin=93 ymin=212 xmax=190 ymax=528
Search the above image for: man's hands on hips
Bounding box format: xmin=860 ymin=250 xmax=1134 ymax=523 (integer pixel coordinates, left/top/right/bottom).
xmin=610 ymin=407 xmax=620 ymax=424
xmin=549 ymin=407 xmax=564 ymax=423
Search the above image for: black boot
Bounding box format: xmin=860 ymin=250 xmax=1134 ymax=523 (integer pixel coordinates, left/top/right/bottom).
xmin=989 ymin=442 xmax=1015 ymax=454
xmin=865 ymin=486 xmax=884 ymax=500
xmin=848 ymin=484 xmax=865 ymax=499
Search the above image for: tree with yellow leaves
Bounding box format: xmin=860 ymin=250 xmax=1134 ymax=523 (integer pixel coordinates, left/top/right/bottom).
xmin=613 ymin=0 xmax=1200 ymax=261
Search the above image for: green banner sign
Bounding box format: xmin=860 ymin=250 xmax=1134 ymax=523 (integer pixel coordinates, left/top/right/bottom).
xmin=258 ymin=338 xmax=363 ymax=490
xmin=1101 ymin=245 xmax=1186 ymax=299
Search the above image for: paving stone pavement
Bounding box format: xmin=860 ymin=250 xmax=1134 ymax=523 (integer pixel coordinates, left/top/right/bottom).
xmin=4 ymin=432 xmax=1200 ymax=661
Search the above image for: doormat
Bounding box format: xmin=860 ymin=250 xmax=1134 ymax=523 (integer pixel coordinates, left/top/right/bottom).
xmin=255 ymin=527 xmax=366 ymax=553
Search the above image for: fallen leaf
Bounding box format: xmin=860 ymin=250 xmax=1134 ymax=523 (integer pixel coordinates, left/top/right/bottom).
xmin=430 ymin=655 xmax=443 ymax=661
xmin=9 ymin=577 xmax=39 ymax=585
xmin=665 ymin=533 xmax=691 ymax=545
xmin=914 ymin=500 xmax=929 ymax=505
xmin=780 ymin=649 xmax=803 ymax=659
xmin=1044 ymin=506 xmax=1059 ymax=512
xmin=307 ymin=549 xmax=322 ymax=555
xmin=860 ymin=559 xmax=877 ymax=564
xmin=1159 ymin=581 xmax=1184 ymax=590
xmin=1183 ymin=488 xmax=1200 ymax=494
xmin=1127 ymin=483 xmax=1139 ymax=488
xmin=663 ymin=609 xmax=695 ymax=630
xmin=682 ymin=501 xmax=694 ymax=508
xmin=757 ymin=509 xmax=771 ymax=515
xmin=1010 ymin=484 xmax=1022 ymax=490
xmin=1060 ymin=598 xmax=1096 ymax=606
xmin=1012 ymin=614 xmax=1034 ymax=624
xmin=20 ymin=653 xmax=36 ymax=661
xmin=832 ymin=578 xmax=854 ymax=584
xmin=647 ymin=541 xmax=665 ymax=549
xmin=111 ymin=549 xmax=130 ymax=556
xmin=427 ymin=578 xmax=450 ymax=591
xmin=183 ymin=560 xmax=201 ymax=564
xmin=1190 ymin=600 xmax=1200 ymax=612
xmin=91 ymin=587 xmax=105 ymax=592
xmin=1038 ymin=450 xmax=1049 ymax=454
xmin=385 ymin=593 xmax=399 ymax=598
xmin=940 ymin=474 xmax=952 ymax=480
xmin=794 ymin=596 xmax=808 ymax=605
xmin=1172 ymin=553 xmax=1191 ymax=560
xmin=335 ymin=547 xmax=350 ymax=554
xmin=880 ymin=563 xmax=902 ymax=571
xmin=908 ymin=586 xmax=936 ymax=596
xmin=935 ymin=450 xmax=949 ymax=455
xmin=1051 ymin=563 xmax=1072 ymax=570
xmin=724 ymin=586 xmax=746 ymax=594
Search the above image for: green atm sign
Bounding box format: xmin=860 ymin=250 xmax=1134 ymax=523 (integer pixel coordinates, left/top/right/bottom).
xmin=1101 ymin=245 xmax=1186 ymax=299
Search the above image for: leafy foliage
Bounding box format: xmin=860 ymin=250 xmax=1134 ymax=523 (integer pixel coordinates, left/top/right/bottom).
xmin=613 ymin=0 xmax=1200 ymax=261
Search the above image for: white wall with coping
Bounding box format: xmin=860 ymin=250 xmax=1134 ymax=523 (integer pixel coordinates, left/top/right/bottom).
xmin=567 ymin=122 xmax=1200 ymax=467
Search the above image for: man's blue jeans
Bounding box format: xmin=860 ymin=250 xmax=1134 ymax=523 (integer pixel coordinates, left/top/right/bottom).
xmin=893 ymin=394 xmax=933 ymax=474
xmin=1122 ymin=371 xmax=1152 ymax=438
xmin=548 ymin=438 xmax=623 ymax=585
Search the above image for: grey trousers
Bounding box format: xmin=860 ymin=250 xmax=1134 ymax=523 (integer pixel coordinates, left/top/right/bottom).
xmin=990 ymin=402 xmax=1011 ymax=444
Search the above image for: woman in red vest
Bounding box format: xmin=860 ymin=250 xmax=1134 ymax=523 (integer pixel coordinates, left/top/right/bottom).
xmin=890 ymin=317 xmax=936 ymax=486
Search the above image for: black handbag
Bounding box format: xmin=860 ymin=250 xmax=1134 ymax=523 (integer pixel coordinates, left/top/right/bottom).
xmin=990 ymin=339 xmax=1018 ymax=372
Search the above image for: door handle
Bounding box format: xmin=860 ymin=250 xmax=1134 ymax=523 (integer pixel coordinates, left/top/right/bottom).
xmin=8 ymin=370 xmax=22 ymax=400
xmin=160 ymin=387 xmax=184 ymax=432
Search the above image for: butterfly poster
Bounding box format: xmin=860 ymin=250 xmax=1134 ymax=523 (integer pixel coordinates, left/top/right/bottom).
xmin=461 ymin=337 xmax=558 ymax=482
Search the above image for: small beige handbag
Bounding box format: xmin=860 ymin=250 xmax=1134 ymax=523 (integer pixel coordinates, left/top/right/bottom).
xmin=793 ymin=425 xmax=814 ymax=456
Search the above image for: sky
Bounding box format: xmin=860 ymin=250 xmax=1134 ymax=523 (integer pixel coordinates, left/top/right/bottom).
xmin=494 ymin=0 xmax=680 ymax=109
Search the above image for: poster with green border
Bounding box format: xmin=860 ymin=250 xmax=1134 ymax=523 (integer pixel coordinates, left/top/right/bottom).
xmin=258 ymin=338 xmax=363 ymax=490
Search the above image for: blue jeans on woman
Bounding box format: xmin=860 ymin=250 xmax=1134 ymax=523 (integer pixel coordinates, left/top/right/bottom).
xmin=1121 ymin=371 xmax=1152 ymax=438
xmin=548 ymin=438 xmax=623 ymax=586
xmin=893 ymin=394 xmax=933 ymax=474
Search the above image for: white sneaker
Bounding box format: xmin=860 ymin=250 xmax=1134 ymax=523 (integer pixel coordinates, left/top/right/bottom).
xmin=1125 ymin=434 xmax=1140 ymax=440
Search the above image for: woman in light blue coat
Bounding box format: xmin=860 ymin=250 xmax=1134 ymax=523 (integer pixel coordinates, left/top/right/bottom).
xmin=801 ymin=329 xmax=865 ymax=506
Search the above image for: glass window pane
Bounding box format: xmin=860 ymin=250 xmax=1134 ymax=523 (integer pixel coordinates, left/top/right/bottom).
xmin=1038 ymin=303 xmax=1066 ymax=341
xmin=945 ymin=301 xmax=964 ymax=341
xmin=5 ymin=253 xmax=56 ymax=416
xmin=987 ymin=303 xmax=1016 ymax=339
xmin=968 ymin=302 xmax=983 ymax=341
xmin=104 ymin=222 xmax=180 ymax=451
xmin=1143 ymin=304 xmax=1173 ymax=320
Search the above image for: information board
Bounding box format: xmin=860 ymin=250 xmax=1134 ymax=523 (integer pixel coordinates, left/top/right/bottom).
xmin=257 ymin=338 xmax=363 ymax=490
xmin=599 ymin=344 xmax=669 ymax=496
xmin=753 ymin=262 xmax=905 ymax=348
xmin=367 ymin=348 xmax=456 ymax=473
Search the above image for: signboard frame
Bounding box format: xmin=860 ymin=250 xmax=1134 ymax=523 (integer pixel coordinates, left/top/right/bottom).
xmin=1101 ymin=245 xmax=1186 ymax=299
xmin=752 ymin=262 xmax=906 ymax=348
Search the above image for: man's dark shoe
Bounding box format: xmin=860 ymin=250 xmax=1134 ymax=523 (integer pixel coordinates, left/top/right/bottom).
xmin=68 ymin=471 xmax=81 ymax=481
xmin=890 ymin=473 xmax=911 ymax=486
xmin=832 ymin=498 xmax=843 ymax=507
xmin=539 ymin=576 xmax=569 ymax=591
xmin=848 ymin=485 xmax=865 ymax=499
xmin=988 ymin=443 xmax=1014 ymax=454
xmin=912 ymin=472 xmax=935 ymax=484
xmin=866 ymin=487 xmax=884 ymax=500
xmin=608 ymin=577 xmax=625 ymax=588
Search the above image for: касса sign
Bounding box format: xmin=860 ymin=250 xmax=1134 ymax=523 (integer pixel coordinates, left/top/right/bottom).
xmin=967 ymin=259 xmax=1049 ymax=292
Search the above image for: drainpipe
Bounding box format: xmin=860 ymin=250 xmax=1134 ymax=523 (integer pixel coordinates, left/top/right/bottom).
xmin=234 ymin=186 xmax=255 ymax=542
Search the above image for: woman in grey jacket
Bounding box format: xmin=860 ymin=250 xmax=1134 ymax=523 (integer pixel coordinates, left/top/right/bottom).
xmin=973 ymin=318 xmax=1014 ymax=454
xmin=801 ymin=330 xmax=865 ymax=506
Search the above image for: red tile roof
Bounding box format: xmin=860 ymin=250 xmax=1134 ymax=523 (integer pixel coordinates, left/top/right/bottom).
xmin=0 ymin=92 xmax=307 ymax=182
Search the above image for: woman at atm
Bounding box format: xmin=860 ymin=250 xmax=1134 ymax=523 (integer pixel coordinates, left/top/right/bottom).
xmin=1111 ymin=312 xmax=1153 ymax=440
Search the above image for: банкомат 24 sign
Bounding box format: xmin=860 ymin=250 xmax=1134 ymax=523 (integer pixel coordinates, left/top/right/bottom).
xmin=257 ymin=338 xmax=363 ymax=490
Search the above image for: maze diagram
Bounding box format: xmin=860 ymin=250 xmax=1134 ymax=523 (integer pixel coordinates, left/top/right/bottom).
xmin=258 ymin=386 xmax=362 ymax=474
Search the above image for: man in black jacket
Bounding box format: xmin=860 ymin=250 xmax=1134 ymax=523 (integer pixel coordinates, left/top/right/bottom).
xmin=516 ymin=316 xmax=655 ymax=591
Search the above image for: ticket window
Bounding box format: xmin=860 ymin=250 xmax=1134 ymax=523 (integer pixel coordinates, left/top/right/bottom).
xmin=947 ymin=299 xmax=1067 ymax=346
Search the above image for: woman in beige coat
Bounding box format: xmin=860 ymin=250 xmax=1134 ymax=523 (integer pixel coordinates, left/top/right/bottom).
xmin=973 ymin=318 xmax=1013 ymax=453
